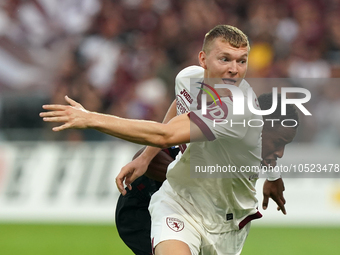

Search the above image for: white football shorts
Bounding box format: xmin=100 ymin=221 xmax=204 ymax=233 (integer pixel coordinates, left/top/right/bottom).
xmin=149 ymin=184 xmax=251 ymax=255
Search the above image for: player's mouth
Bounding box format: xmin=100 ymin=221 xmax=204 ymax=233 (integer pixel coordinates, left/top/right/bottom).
xmin=222 ymin=78 xmax=237 ymax=85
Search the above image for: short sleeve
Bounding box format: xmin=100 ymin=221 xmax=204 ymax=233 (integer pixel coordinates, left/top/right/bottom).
xmin=188 ymin=97 xmax=251 ymax=141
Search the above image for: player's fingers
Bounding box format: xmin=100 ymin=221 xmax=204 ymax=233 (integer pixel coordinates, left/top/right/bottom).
xmin=280 ymin=197 xmax=287 ymax=214
xmin=120 ymin=167 xmax=133 ymax=183
xmin=281 ymin=195 xmax=286 ymax=205
xmin=40 ymin=111 xmax=65 ymax=118
xmin=115 ymin=175 xmax=127 ymax=196
xmin=262 ymin=194 xmax=269 ymax=210
xmin=275 ymin=197 xmax=286 ymax=215
xmin=116 ymin=168 xmax=134 ymax=195
xmin=43 ymin=116 xmax=69 ymax=123
xmin=277 ymin=192 xmax=286 ymax=214
xmin=52 ymin=123 xmax=71 ymax=132
xmin=278 ymin=206 xmax=286 ymax=214
xmin=42 ymin=104 xmax=68 ymax=111
xmin=125 ymin=175 xmax=135 ymax=188
xmin=65 ymin=95 xmax=83 ymax=108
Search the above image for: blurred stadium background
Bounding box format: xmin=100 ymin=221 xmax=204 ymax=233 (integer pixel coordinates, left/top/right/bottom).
xmin=0 ymin=0 xmax=340 ymax=254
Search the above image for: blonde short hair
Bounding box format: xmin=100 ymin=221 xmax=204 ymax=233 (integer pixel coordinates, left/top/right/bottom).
xmin=202 ymin=25 xmax=250 ymax=53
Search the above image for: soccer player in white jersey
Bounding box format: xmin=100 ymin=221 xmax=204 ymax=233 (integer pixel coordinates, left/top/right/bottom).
xmin=40 ymin=25 xmax=289 ymax=255
xmin=116 ymin=91 xmax=296 ymax=255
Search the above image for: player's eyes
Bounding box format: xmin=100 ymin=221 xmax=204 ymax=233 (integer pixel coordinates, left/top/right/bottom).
xmin=220 ymin=58 xmax=246 ymax=64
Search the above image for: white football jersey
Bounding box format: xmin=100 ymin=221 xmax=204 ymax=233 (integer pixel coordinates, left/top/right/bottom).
xmin=163 ymin=65 xmax=263 ymax=233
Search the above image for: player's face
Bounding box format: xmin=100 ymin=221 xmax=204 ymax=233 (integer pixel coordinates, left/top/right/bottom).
xmin=198 ymin=38 xmax=248 ymax=87
xmin=261 ymin=126 xmax=297 ymax=167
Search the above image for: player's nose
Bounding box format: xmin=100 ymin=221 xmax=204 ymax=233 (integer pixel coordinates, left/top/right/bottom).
xmin=274 ymin=147 xmax=285 ymax=159
xmin=227 ymin=60 xmax=238 ymax=75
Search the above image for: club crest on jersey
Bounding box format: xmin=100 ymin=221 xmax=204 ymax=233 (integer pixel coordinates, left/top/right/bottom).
xmin=166 ymin=217 xmax=184 ymax=232
xmin=203 ymin=101 xmax=229 ymax=121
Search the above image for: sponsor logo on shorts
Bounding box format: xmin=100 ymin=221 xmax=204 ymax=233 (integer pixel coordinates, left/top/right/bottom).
xmin=166 ymin=217 xmax=184 ymax=232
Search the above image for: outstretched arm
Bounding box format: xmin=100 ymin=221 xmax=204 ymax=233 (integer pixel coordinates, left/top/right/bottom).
xmin=40 ymin=96 xmax=204 ymax=194
xmin=40 ymin=96 xmax=203 ymax=148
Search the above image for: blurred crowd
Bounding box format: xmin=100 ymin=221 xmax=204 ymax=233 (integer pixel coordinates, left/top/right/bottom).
xmin=0 ymin=0 xmax=339 ymax=144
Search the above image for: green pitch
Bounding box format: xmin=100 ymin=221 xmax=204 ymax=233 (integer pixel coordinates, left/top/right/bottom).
xmin=243 ymin=226 xmax=340 ymax=255
xmin=0 ymin=223 xmax=133 ymax=255
xmin=0 ymin=224 xmax=339 ymax=255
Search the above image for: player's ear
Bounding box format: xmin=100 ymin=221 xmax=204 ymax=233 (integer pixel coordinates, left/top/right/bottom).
xmin=198 ymin=51 xmax=207 ymax=69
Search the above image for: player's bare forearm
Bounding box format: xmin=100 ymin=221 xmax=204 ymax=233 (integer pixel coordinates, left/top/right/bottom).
xmin=91 ymin=113 xmax=177 ymax=147
xmin=91 ymin=109 xmax=206 ymax=147
xmin=40 ymin=96 xmax=197 ymax=148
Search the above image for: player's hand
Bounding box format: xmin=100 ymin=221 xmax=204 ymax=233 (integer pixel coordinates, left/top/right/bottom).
xmin=40 ymin=96 xmax=90 ymax=131
xmin=262 ymin=178 xmax=286 ymax=215
xmin=115 ymin=156 xmax=149 ymax=196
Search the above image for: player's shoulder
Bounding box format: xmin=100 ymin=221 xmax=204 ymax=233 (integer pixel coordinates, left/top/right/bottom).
xmin=175 ymin=65 xmax=204 ymax=81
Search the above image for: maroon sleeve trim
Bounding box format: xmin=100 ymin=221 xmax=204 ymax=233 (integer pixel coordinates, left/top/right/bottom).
xmin=188 ymin=112 xmax=216 ymax=141
xmin=179 ymin=144 xmax=187 ymax=154
xmin=238 ymin=211 xmax=262 ymax=230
